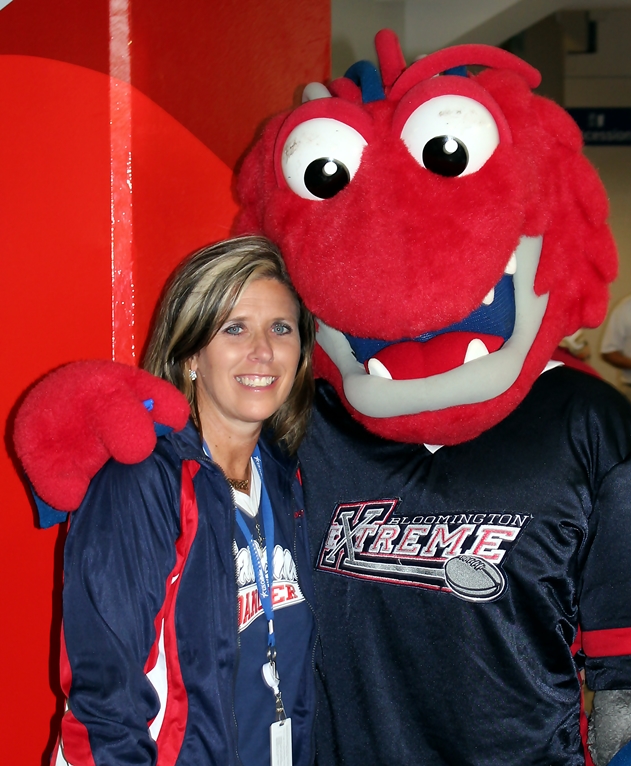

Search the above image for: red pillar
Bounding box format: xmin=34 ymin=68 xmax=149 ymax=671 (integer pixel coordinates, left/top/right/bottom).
xmin=0 ymin=1 xmax=330 ymax=761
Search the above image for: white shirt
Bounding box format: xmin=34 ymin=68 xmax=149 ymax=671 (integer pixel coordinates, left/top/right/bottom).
xmin=601 ymin=296 xmax=631 ymax=384
xmin=232 ymin=457 xmax=261 ymax=517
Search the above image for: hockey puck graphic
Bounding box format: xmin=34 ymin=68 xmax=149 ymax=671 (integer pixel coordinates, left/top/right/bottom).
xmin=444 ymin=554 xmax=505 ymax=602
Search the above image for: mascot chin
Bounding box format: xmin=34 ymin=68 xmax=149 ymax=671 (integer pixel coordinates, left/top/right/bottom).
xmin=14 ymin=30 xmax=631 ymax=766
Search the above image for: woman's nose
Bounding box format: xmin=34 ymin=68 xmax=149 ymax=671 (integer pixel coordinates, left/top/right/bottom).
xmin=249 ymin=330 xmax=274 ymax=362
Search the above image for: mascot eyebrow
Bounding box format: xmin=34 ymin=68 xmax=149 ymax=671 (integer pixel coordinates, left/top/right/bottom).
xmin=236 ymin=29 xmax=616 ymax=447
xmin=343 ymin=32 xmax=540 ymax=103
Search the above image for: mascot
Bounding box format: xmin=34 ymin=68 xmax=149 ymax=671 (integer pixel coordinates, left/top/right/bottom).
xmin=14 ymin=30 xmax=631 ymax=765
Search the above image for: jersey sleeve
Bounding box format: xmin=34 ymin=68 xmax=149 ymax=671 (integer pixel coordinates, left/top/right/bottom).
xmin=580 ymin=456 xmax=631 ymax=691
xmin=58 ymin=452 xmax=181 ymax=765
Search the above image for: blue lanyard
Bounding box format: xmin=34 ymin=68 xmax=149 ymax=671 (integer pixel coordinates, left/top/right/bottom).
xmin=233 ymin=445 xmax=277 ymax=651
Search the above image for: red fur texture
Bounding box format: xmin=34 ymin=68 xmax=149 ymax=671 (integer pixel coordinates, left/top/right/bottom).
xmin=235 ymin=41 xmax=616 ymax=445
xmin=14 ymin=361 xmax=190 ymax=511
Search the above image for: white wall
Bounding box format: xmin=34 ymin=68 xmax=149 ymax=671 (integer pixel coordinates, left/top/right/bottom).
xmin=332 ymin=0 xmax=631 ymax=76
xmin=565 ymin=10 xmax=631 ymax=388
xmin=331 ymin=0 xmax=404 ymax=77
xmin=580 ymin=146 xmax=631 ymax=387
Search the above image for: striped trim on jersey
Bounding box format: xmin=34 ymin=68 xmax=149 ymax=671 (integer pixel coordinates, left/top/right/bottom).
xmin=583 ymin=628 xmax=631 ymax=658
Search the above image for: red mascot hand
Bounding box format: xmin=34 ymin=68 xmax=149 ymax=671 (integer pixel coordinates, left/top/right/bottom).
xmin=13 ymin=360 xmax=190 ymax=512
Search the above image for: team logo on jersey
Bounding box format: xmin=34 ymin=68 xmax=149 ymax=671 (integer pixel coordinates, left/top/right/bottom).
xmin=317 ymin=499 xmax=531 ymax=602
xmin=234 ymin=543 xmax=305 ymax=631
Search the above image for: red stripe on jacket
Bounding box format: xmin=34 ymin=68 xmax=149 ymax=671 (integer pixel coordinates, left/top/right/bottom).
xmin=58 ymin=625 xmax=97 ymax=766
xmin=150 ymin=460 xmax=201 ymax=766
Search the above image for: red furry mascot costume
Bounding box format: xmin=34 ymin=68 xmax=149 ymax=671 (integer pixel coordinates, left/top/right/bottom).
xmin=14 ymin=31 xmax=631 ymax=766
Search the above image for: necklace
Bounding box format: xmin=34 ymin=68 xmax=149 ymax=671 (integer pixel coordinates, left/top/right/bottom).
xmin=227 ymin=477 xmax=249 ymax=492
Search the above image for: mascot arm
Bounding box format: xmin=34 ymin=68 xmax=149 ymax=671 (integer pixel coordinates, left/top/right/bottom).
xmin=13 ymin=360 xmax=190 ymax=514
xmin=581 ymin=458 xmax=631 ymax=765
xmin=589 ymin=691 xmax=631 ymax=765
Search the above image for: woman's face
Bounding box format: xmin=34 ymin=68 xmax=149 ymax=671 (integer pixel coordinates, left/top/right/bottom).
xmin=190 ymin=278 xmax=301 ymax=436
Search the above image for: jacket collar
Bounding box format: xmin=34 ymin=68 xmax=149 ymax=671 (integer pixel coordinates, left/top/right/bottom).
xmin=163 ymin=418 xmax=298 ymax=476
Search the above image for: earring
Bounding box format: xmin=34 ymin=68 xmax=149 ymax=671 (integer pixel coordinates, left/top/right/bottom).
xmin=189 ymin=369 xmax=197 ymax=381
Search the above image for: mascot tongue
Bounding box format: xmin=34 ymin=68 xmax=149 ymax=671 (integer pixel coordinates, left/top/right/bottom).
xmin=365 ymin=333 xmax=504 ymax=380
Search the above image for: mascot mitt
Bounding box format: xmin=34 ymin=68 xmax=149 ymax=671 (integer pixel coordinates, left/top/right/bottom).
xmin=14 ymin=361 xmax=189 ymax=514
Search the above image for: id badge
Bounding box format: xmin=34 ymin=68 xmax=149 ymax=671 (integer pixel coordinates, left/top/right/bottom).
xmin=270 ymin=717 xmax=292 ymax=766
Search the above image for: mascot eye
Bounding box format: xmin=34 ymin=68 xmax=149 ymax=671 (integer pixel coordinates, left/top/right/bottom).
xmin=400 ymin=95 xmax=500 ymax=177
xmin=281 ymin=118 xmax=367 ymax=201
xmin=303 ymin=158 xmax=350 ymax=199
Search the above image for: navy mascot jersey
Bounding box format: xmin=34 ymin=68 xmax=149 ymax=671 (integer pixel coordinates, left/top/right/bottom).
xmin=299 ymin=367 xmax=631 ymax=766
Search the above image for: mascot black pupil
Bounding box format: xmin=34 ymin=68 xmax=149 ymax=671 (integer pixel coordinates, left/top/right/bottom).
xmin=304 ymin=157 xmax=351 ymax=198
xmin=423 ymin=135 xmax=468 ymax=177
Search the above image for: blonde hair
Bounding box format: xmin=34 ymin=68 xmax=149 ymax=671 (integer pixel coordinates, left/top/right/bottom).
xmin=143 ymin=236 xmax=315 ymax=453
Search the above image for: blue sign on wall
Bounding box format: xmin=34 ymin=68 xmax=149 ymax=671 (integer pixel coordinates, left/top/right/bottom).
xmin=567 ymin=108 xmax=631 ymax=145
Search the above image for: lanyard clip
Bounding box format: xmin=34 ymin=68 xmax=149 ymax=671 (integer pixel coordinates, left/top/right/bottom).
xmin=274 ymin=690 xmax=287 ymax=722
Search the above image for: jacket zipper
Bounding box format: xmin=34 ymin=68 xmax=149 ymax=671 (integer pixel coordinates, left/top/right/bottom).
xmin=221 ymin=465 xmax=243 ymax=766
xmin=228 ymin=478 xmax=242 ymax=766
xmin=197 ymin=453 xmax=243 ymax=766
xmin=196 ymin=445 xmax=306 ymax=764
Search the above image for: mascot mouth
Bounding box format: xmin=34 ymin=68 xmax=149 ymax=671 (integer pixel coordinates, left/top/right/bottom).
xmin=344 ymin=262 xmax=516 ymax=380
xmin=316 ymin=236 xmax=548 ymax=417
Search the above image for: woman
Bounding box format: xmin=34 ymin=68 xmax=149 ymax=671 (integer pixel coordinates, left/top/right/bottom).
xmin=55 ymin=237 xmax=317 ymax=766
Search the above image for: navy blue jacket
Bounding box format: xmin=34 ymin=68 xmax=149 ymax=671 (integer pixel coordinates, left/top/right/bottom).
xmin=56 ymin=420 xmax=317 ymax=766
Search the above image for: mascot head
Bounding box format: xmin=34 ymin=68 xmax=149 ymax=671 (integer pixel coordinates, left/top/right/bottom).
xmin=236 ymin=30 xmax=617 ymax=445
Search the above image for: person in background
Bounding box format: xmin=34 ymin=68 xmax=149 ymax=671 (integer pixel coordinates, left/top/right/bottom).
xmin=601 ymin=295 xmax=631 ymax=397
xmin=53 ymin=236 xmax=317 ymax=766
xmin=560 ymin=330 xmax=591 ymax=361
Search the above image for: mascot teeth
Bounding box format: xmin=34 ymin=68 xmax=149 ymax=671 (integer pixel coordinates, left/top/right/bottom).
xmin=367 ymin=337 xmax=491 ymax=378
xmin=482 ymin=288 xmax=494 ymax=306
xmin=464 ymin=339 xmax=490 ymax=363
xmin=504 ymin=253 xmax=517 ymax=275
xmin=367 ymin=358 xmax=393 ymax=379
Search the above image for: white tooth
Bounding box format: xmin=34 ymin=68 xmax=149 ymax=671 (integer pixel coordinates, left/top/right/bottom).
xmin=482 ymin=287 xmax=495 ymax=305
xmin=237 ymin=376 xmax=275 ymax=387
xmin=504 ymin=253 xmax=516 ymax=275
xmin=464 ymin=339 xmax=490 ymax=364
xmin=367 ymin=358 xmax=393 ymax=379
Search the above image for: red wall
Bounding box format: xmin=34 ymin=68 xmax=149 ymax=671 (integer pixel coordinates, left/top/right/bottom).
xmin=0 ymin=1 xmax=329 ymax=761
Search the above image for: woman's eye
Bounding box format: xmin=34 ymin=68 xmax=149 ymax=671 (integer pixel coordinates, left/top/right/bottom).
xmin=272 ymin=322 xmax=293 ymax=335
xmin=224 ymin=324 xmax=243 ymax=335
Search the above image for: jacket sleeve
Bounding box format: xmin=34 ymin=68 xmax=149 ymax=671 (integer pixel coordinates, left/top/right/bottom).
xmin=580 ymin=455 xmax=631 ymax=691
xmin=58 ymin=452 xmax=181 ymax=766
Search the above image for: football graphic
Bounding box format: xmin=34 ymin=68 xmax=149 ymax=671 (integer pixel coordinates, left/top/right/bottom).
xmin=444 ymin=554 xmax=506 ymax=602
